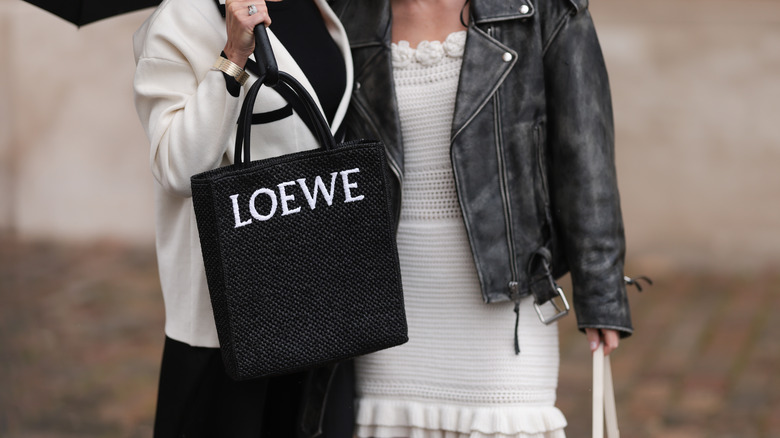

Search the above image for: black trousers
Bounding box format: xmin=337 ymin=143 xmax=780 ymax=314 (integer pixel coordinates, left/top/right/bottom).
xmin=153 ymin=336 xmax=354 ymax=438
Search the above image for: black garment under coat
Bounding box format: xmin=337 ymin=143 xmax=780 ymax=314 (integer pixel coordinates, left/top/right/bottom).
xmin=330 ymin=0 xmax=633 ymax=336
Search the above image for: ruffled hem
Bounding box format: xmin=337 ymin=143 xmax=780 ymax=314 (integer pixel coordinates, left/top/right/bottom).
xmin=355 ymin=398 xmax=567 ymax=438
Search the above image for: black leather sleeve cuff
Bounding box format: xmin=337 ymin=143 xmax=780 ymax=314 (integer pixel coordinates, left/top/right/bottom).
xmin=572 ymin=268 xmax=634 ymax=338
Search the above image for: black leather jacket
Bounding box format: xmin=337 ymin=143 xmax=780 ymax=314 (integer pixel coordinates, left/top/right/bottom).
xmin=330 ymin=0 xmax=633 ymax=336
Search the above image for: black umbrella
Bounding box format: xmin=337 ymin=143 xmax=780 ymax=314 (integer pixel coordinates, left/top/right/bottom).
xmin=19 ymin=0 xmax=278 ymax=82
xmin=21 ymin=0 xmax=161 ymax=26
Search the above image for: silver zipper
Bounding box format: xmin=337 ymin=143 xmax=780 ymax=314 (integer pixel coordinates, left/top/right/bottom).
xmin=494 ymin=94 xmax=520 ymax=294
xmin=487 ymin=26 xmax=520 ymax=296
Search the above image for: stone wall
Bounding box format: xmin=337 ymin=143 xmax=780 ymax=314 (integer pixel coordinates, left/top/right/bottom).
xmin=591 ymin=0 xmax=780 ymax=271
xmin=2 ymin=0 xmax=779 ymax=270
xmin=0 ymin=0 xmax=155 ymax=243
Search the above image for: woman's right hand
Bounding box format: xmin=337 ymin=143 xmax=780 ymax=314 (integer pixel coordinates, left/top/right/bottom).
xmin=586 ymin=328 xmax=620 ymax=356
xmin=223 ymin=0 xmax=273 ymax=68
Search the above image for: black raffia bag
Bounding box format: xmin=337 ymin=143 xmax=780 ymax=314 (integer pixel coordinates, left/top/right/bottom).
xmin=190 ymin=27 xmax=407 ymax=381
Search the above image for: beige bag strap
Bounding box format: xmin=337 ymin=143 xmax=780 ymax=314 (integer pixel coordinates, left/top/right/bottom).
xmin=593 ymin=343 xmax=620 ymax=438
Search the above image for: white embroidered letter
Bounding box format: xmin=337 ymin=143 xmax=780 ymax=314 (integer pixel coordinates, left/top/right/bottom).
xmin=278 ymin=181 xmax=302 ymax=216
xmin=340 ymin=168 xmax=365 ymax=203
xmin=297 ymin=172 xmax=338 ymax=209
xmin=230 ymin=194 xmax=252 ymax=228
xmin=249 ymin=188 xmax=278 ymax=221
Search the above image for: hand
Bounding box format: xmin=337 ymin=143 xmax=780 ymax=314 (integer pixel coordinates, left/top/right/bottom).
xmin=223 ymin=0 xmax=275 ymax=67
xmin=585 ymin=328 xmax=619 ymax=356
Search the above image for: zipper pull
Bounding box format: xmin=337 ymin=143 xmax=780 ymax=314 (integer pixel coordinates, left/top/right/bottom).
xmin=513 ymin=300 xmax=521 ymax=355
xmin=509 ymin=281 xmax=521 ymax=355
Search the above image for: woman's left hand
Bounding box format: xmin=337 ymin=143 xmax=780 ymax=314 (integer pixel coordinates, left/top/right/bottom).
xmin=585 ymin=328 xmax=619 ymax=356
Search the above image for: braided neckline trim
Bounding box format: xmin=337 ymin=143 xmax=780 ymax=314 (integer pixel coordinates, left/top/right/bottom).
xmin=392 ymin=30 xmax=467 ymax=68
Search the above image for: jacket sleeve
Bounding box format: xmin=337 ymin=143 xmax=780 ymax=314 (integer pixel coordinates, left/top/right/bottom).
xmin=134 ymin=53 xmax=242 ymax=198
xmin=542 ymin=1 xmax=633 ymax=336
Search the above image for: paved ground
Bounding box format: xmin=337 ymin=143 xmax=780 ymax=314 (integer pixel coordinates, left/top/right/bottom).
xmin=0 ymin=238 xmax=163 ymax=438
xmin=557 ymin=269 xmax=780 ymax=438
xmin=1 ymin=237 xmax=778 ymax=437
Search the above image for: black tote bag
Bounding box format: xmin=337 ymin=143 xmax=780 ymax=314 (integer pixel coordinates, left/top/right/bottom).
xmin=190 ymin=28 xmax=407 ymax=381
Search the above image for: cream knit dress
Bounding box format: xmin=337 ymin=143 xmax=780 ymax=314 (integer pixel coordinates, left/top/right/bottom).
xmin=353 ymin=31 xmax=567 ymax=438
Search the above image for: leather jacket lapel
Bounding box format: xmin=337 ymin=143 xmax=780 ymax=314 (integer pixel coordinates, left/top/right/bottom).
xmin=352 ymin=49 xmax=403 ymax=175
xmin=342 ymin=0 xmax=521 ymax=164
xmin=452 ymin=24 xmax=517 ymax=140
xmin=471 ymin=0 xmax=535 ymax=23
xmin=341 ymin=0 xmax=404 ymax=175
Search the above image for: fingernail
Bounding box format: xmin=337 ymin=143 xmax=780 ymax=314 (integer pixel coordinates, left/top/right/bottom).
xmin=590 ymin=341 xmax=598 ymax=351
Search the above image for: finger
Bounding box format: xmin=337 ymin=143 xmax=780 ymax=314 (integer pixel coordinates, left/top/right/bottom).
xmin=233 ymin=1 xmax=271 ymax=27
xmin=602 ymin=329 xmax=620 ymax=356
xmin=223 ymin=0 xmax=271 ymax=63
xmin=585 ymin=328 xmax=601 ymax=352
xmin=251 ymin=1 xmax=272 ymax=28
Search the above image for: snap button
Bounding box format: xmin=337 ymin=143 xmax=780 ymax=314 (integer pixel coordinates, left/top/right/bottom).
xmin=355 ymin=82 xmax=361 ymax=91
xmin=520 ymin=4 xmax=530 ymax=14
xmin=502 ymin=52 xmax=513 ymax=62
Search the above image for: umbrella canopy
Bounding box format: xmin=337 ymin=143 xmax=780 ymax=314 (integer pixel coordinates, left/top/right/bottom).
xmin=21 ymin=0 xmax=161 ymax=26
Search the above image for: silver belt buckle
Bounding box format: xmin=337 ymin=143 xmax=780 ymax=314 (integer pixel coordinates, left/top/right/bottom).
xmin=533 ymin=285 xmax=570 ymax=325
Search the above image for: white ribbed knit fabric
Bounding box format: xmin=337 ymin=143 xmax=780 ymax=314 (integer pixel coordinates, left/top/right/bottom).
xmin=354 ymin=31 xmax=567 ymax=438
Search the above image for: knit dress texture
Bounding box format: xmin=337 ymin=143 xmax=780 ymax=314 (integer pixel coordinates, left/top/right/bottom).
xmin=353 ymin=31 xmax=567 ymax=438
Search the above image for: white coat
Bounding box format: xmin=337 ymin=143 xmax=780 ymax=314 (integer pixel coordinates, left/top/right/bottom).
xmin=133 ymin=0 xmax=353 ymax=347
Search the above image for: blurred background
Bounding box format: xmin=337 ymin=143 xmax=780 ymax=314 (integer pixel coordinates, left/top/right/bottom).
xmin=1 ymin=0 xmax=778 ymax=436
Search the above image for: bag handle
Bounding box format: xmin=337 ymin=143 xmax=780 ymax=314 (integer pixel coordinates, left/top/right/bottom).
xmin=593 ymin=343 xmax=620 ymax=438
xmin=233 ymin=26 xmax=336 ymax=165
xmin=253 ymin=24 xmax=278 ymax=87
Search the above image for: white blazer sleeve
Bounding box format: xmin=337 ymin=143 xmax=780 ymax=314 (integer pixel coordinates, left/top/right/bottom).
xmin=134 ymin=55 xmax=241 ymax=198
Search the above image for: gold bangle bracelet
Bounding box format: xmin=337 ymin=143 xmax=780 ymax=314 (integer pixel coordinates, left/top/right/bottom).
xmin=212 ymin=56 xmax=250 ymax=86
